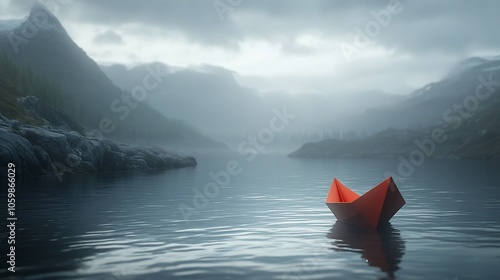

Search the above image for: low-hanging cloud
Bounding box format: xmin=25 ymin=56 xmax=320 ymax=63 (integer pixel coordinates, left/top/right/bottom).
xmin=3 ymin=0 xmax=500 ymax=95
xmin=10 ymin=0 xmax=495 ymax=55
xmin=93 ymin=30 xmax=123 ymax=45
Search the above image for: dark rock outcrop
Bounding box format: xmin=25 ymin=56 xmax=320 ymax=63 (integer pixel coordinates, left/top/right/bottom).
xmin=0 ymin=96 xmax=197 ymax=177
xmin=0 ymin=127 xmax=45 ymax=175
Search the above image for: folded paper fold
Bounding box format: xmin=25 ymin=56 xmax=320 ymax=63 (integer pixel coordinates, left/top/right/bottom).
xmin=325 ymin=177 xmax=405 ymax=228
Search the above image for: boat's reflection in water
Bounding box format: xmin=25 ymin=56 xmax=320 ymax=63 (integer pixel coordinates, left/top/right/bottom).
xmin=326 ymin=222 xmax=406 ymax=279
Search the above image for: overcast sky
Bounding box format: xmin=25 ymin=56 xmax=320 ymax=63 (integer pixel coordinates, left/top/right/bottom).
xmin=2 ymin=0 xmax=500 ymax=95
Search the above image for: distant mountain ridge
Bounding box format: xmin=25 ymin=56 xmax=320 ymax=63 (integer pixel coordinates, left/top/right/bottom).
xmin=101 ymin=63 xmax=403 ymax=144
xmin=346 ymin=57 xmax=500 ymax=133
xmin=290 ymin=56 xmax=500 ymax=159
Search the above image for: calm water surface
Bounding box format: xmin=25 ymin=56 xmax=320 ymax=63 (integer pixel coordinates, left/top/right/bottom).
xmin=1 ymin=153 xmax=500 ymax=280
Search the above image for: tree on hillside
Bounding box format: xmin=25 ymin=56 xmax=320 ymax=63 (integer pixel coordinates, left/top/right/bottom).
xmin=0 ymin=53 xmax=65 ymax=108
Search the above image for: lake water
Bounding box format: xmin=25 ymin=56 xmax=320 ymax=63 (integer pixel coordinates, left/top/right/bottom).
xmin=1 ymin=153 xmax=500 ymax=280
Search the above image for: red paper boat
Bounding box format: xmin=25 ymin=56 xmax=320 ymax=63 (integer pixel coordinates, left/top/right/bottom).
xmin=325 ymin=177 xmax=405 ymax=228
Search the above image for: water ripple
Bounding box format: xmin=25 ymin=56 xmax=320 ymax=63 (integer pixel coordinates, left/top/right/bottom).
xmin=3 ymin=156 xmax=500 ymax=280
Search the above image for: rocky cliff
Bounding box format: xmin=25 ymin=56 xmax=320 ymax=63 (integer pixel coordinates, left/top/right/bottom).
xmin=0 ymin=96 xmax=196 ymax=177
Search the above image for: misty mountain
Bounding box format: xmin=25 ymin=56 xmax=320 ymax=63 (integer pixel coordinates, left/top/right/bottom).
xmin=102 ymin=63 xmax=272 ymax=137
xmin=290 ymin=57 xmax=500 ymax=159
xmin=348 ymin=57 xmax=500 ymax=133
xmin=101 ymin=63 xmax=403 ymax=146
xmin=261 ymin=89 xmax=405 ymax=132
xmin=0 ymin=4 xmax=222 ymax=150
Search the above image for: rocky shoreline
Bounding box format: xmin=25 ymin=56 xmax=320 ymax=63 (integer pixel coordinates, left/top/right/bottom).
xmin=0 ymin=97 xmax=197 ymax=177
